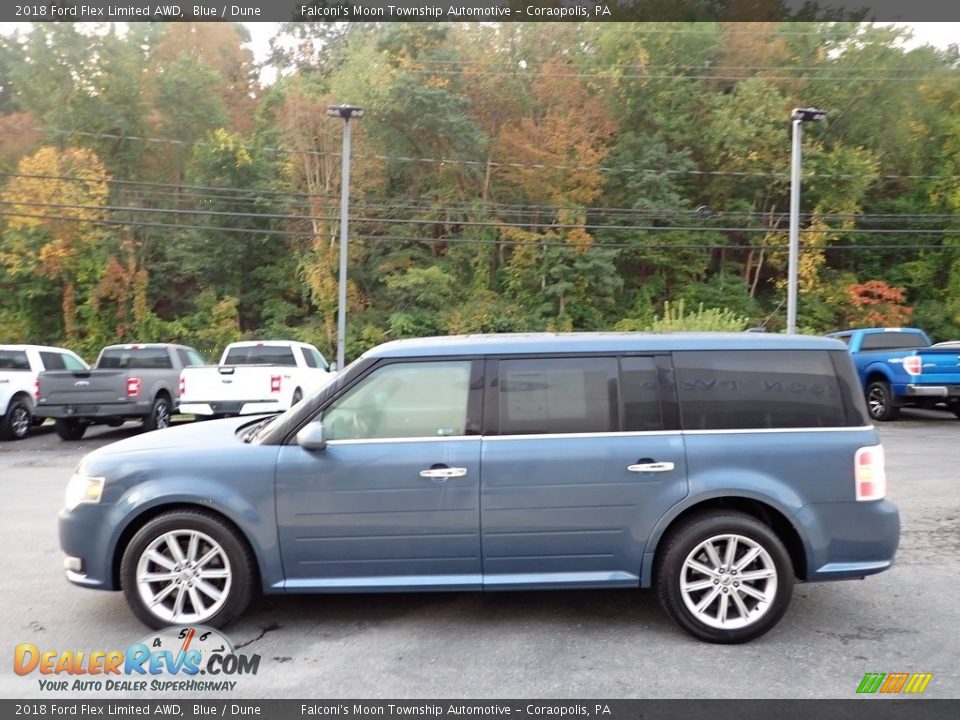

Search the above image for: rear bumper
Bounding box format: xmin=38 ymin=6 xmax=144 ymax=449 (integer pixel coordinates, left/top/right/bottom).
xmin=34 ymin=401 xmax=152 ymax=420
xmin=180 ymin=400 xmax=282 ymax=416
xmin=793 ymin=499 xmax=900 ymax=581
xmin=904 ymin=384 xmax=949 ymax=398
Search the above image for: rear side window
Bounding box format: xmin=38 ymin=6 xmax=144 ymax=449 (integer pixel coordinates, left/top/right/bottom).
xmin=674 ymin=350 xmax=850 ymax=430
xmin=0 ymin=350 xmax=29 ymax=370
xmin=224 ymin=345 xmax=297 ymax=366
xmin=860 ymin=332 xmax=928 ymax=350
xmin=498 ymin=357 xmax=618 ymax=435
xmin=40 ymin=352 xmax=66 ymax=370
xmin=98 ymin=347 xmax=173 ymax=370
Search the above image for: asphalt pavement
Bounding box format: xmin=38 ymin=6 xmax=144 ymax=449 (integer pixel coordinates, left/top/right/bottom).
xmin=1 ymin=412 xmax=958 ymax=699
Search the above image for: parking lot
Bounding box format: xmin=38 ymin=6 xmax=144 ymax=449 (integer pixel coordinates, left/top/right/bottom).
xmin=2 ymin=412 xmax=958 ymax=700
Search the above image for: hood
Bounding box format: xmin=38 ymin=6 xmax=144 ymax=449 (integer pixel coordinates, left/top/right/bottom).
xmin=83 ymin=415 xmax=265 ymax=461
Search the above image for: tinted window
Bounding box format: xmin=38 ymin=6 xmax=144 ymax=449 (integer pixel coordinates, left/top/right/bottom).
xmin=302 ymin=346 xmax=328 ymax=370
xmin=224 ymin=345 xmax=297 ymax=366
xmin=62 ymin=353 xmax=87 ymax=371
xmin=621 ymin=357 xmax=662 ymax=431
xmin=98 ymin=347 xmax=173 ymax=370
xmin=40 ymin=352 xmax=66 ymax=370
xmin=176 ymin=348 xmax=206 ymax=367
xmin=323 ymin=361 xmax=471 ymax=440
xmin=498 ymin=357 xmax=618 ymax=435
xmin=0 ymin=351 xmax=29 ymax=370
xmin=860 ymin=332 xmax=929 ymax=351
xmin=674 ymin=350 xmax=848 ymax=430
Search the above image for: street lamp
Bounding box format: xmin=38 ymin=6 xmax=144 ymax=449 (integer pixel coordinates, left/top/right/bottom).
xmin=786 ymin=106 xmax=826 ymax=334
xmin=326 ymin=104 xmax=364 ymax=370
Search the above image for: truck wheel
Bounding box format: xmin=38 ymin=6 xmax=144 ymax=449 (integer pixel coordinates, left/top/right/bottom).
xmin=866 ymin=381 xmax=900 ymax=421
xmin=0 ymin=399 xmax=33 ymax=440
xmin=291 ymin=388 xmax=303 ymax=405
xmin=54 ymin=418 xmax=87 ymax=441
xmin=655 ymin=512 xmax=794 ymax=644
xmin=120 ymin=510 xmax=255 ymax=629
xmin=142 ymin=396 xmax=171 ymax=431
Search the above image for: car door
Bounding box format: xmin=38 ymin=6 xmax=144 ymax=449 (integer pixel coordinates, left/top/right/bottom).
xmin=275 ymin=358 xmax=484 ymax=590
xmin=480 ymin=355 xmax=688 ymax=588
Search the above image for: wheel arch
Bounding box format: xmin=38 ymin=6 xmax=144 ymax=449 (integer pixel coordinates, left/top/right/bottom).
xmin=643 ymin=495 xmax=808 ymax=587
xmin=110 ymin=502 xmax=263 ymax=593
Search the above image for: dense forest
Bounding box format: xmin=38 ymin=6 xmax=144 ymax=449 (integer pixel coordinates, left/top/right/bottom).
xmin=1 ymin=21 xmax=959 ymax=362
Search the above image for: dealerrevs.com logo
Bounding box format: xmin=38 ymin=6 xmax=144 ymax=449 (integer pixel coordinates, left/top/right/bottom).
xmin=14 ymin=626 xmax=260 ymax=693
xmin=856 ymin=672 xmax=933 ymax=695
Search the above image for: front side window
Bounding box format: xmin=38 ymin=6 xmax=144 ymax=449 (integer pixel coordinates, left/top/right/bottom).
xmin=675 ymin=350 xmax=848 ymax=430
xmin=322 ymin=361 xmax=472 ymax=440
xmin=498 ymin=357 xmax=618 ymax=435
xmin=40 ymin=352 xmax=66 ymax=370
xmin=61 ymin=353 xmax=87 ymax=371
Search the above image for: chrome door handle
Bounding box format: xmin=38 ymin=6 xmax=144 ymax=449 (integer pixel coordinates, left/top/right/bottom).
xmin=419 ymin=467 xmax=468 ymax=479
xmin=627 ymin=462 xmax=675 ymax=473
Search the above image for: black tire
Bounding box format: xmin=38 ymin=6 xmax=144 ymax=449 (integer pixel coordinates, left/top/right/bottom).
xmin=54 ymin=418 xmax=87 ymax=441
xmin=142 ymin=395 xmax=172 ymax=432
xmin=291 ymin=388 xmax=303 ymax=405
xmin=655 ymin=512 xmax=794 ymax=644
xmin=0 ymin=399 xmax=33 ymax=440
xmin=866 ymin=380 xmax=900 ymax=421
xmin=120 ymin=509 xmax=256 ymax=630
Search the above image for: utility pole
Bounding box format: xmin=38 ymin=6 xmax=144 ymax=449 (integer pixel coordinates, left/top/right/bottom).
xmin=326 ymin=105 xmax=364 ymax=369
xmin=786 ymin=107 xmax=826 ymax=334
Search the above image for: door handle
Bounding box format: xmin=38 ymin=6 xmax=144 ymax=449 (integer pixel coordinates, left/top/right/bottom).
xmin=419 ymin=466 xmax=468 ymax=479
xmin=627 ymin=461 xmax=675 ymax=473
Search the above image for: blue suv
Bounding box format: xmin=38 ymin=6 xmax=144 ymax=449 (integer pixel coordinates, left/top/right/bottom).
xmin=59 ymin=333 xmax=900 ymax=643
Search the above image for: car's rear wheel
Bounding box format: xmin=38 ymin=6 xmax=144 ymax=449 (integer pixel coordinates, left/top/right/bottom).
xmin=54 ymin=418 xmax=87 ymax=440
xmin=121 ymin=510 xmax=255 ymax=629
xmin=656 ymin=512 xmax=794 ymax=643
xmin=142 ymin=396 xmax=171 ymax=432
xmin=866 ymin=380 xmax=900 ymax=421
xmin=0 ymin=399 xmax=32 ymax=440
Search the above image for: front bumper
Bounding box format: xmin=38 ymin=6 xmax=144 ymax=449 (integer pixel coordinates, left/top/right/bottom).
xmin=793 ymin=499 xmax=900 ymax=581
xmin=58 ymin=504 xmax=115 ymax=590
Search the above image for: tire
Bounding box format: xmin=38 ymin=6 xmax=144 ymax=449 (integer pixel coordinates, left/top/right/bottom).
xmin=866 ymin=380 xmax=900 ymax=421
xmin=142 ymin=396 xmax=172 ymax=432
xmin=54 ymin=418 xmax=87 ymax=441
xmin=0 ymin=399 xmax=33 ymax=440
xmin=120 ymin=510 xmax=255 ymax=629
xmin=291 ymin=388 xmax=303 ymax=406
xmin=655 ymin=512 xmax=794 ymax=644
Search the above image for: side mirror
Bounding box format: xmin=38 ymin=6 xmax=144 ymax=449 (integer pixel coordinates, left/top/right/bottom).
xmin=328 ymin=362 xmax=337 ymax=373
xmin=296 ymin=421 xmax=327 ymax=451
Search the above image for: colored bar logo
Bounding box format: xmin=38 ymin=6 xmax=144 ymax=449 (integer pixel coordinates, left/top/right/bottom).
xmin=857 ymin=672 xmax=933 ymax=694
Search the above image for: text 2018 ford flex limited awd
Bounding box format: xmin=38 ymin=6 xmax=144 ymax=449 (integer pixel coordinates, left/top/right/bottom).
xmin=59 ymin=333 xmax=899 ymax=643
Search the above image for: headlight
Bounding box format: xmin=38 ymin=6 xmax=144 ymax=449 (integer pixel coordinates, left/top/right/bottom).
xmin=64 ymin=473 xmax=105 ymax=511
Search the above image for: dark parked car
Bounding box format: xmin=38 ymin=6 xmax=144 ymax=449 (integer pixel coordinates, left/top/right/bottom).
xmin=59 ymin=333 xmax=899 ymax=643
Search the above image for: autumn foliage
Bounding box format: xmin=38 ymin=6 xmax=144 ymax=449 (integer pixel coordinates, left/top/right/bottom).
xmin=844 ymin=281 xmax=914 ymax=328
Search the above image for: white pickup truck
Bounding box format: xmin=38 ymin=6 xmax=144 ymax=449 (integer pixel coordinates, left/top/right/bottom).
xmin=0 ymin=344 xmax=89 ymax=440
xmin=178 ymin=341 xmax=336 ymax=419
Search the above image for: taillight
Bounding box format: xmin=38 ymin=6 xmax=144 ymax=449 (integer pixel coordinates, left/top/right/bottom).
xmin=126 ymin=377 xmax=142 ymax=397
xmin=178 ymin=373 xmax=185 ymax=396
xmin=270 ymin=375 xmax=282 ymax=393
xmin=904 ymin=356 xmax=922 ymax=376
xmin=34 ymin=379 xmax=40 ymax=401
xmin=855 ymin=445 xmax=886 ymax=501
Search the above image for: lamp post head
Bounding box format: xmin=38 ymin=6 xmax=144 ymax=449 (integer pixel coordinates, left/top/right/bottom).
xmin=327 ymin=105 xmax=364 ymax=120
xmin=791 ymin=107 xmax=827 ymax=123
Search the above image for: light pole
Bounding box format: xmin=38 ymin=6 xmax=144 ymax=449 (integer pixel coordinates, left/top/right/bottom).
xmin=786 ymin=106 xmax=826 ymax=334
xmin=327 ymin=104 xmax=363 ymax=370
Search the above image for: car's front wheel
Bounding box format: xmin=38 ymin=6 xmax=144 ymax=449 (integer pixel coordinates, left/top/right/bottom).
xmin=120 ymin=510 xmax=255 ymax=629
xmin=655 ymin=512 xmax=794 ymax=643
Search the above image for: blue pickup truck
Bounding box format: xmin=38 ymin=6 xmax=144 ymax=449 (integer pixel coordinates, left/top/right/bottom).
xmin=827 ymin=328 xmax=960 ymax=421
